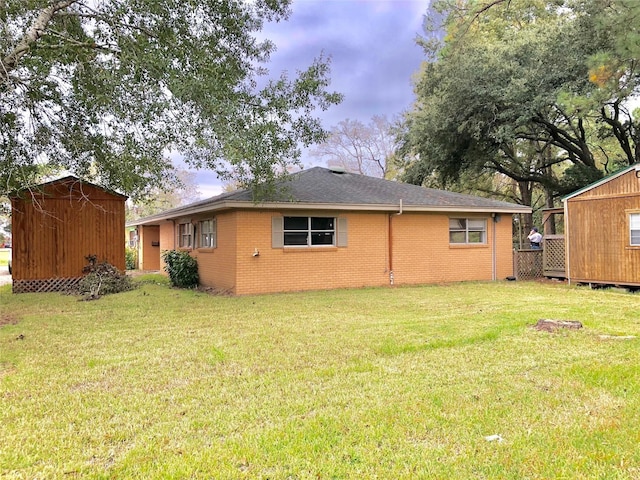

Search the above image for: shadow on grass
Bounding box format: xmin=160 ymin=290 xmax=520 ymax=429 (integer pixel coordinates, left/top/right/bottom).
xmin=376 ymin=328 xmax=508 ymax=356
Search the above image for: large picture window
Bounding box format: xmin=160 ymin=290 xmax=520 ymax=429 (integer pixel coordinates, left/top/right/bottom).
xmin=630 ymin=213 xmax=640 ymax=246
xmin=178 ymin=222 xmax=193 ymax=248
xmin=284 ymin=217 xmax=335 ymax=246
xmin=199 ymin=219 xmax=216 ymax=248
xmin=449 ymin=218 xmax=487 ymax=244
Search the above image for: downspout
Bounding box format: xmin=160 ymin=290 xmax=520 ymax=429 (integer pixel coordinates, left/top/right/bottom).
xmin=564 ymin=199 xmax=570 ymax=285
xmin=389 ymin=199 xmax=403 ymax=285
xmin=491 ymin=213 xmax=497 ymax=281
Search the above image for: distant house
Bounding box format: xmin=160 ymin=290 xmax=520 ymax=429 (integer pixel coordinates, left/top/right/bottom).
xmin=10 ymin=177 xmax=127 ymax=293
xmin=563 ymin=163 xmax=640 ymax=287
xmin=128 ymin=167 xmax=530 ymax=295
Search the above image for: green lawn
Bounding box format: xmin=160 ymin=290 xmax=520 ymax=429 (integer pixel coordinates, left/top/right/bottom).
xmin=0 ymin=248 xmax=9 ymax=266
xmin=1 ymin=278 xmax=640 ymax=479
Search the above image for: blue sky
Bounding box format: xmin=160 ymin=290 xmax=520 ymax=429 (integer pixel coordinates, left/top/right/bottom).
xmin=194 ymin=0 xmax=430 ymax=197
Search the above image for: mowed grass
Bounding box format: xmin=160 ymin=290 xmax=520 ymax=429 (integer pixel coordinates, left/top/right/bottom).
xmin=0 ymin=249 xmax=9 ymax=266
xmin=2 ymin=278 xmax=640 ymax=479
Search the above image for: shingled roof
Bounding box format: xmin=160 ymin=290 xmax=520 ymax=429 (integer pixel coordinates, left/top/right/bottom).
xmin=130 ymin=167 xmax=530 ymax=225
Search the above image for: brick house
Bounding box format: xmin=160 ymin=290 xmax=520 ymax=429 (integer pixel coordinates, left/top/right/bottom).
xmin=128 ymin=167 xmax=530 ymax=295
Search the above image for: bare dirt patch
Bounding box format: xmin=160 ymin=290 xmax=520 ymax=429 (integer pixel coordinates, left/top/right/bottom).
xmin=0 ymin=314 xmax=19 ymax=328
xmin=533 ymin=319 xmax=583 ymax=332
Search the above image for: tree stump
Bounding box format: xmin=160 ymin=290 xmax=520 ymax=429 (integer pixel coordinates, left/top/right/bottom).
xmin=534 ymin=319 xmax=583 ymax=332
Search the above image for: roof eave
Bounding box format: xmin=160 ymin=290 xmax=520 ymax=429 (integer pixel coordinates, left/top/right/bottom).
xmin=228 ymin=201 xmax=530 ymax=214
xmin=126 ymin=201 xmax=530 ymax=226
xmin=562 ymin=164 xmax=639 ymax=202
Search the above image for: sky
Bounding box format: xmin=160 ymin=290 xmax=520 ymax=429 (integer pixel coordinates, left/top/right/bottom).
xmin=194 ymin=0 xmax=431 ymax=198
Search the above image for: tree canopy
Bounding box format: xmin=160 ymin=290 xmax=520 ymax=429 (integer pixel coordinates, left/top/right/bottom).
xmin=1 ymin=0 xmax=342 ymax=200
xmin=401 ymin=0 xmax=640 ymax=208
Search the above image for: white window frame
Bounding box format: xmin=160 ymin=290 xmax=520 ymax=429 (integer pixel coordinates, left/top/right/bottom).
xmin=128 ymin=230 xmax=138 ymax=248
xmin=284 ymin=216 xmax=336 ymax=247
xmin=449 ymin=218 xmax=487 ymax=244
xmin=199 ymin=218 xmax=216 ymax=248
xmin=630 ymin=213 xmax=640 ymax=246
xmin=178 ymin=222 xmax=193 ymax=248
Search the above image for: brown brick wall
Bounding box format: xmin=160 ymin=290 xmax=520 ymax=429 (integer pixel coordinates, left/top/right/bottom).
xmin=192 ymin=211 xmax=238 ymax=292
xmin=233 ymin=210 xmax=389 ymax=295
xmin=390 ymin=213 xmax=513 ymax=284
xmin=185 ymin=209 xmax=514 ymax=295
xmin=155 ymin=209 xmax=515 ymax=295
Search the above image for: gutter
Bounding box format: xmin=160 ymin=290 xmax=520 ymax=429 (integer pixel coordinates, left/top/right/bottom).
xmin=127 ymin=200 xmax=531 ymax=227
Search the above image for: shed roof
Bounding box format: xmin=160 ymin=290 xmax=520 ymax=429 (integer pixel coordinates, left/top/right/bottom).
xmin=10 ymin=175 xmax=128 ymax=200
xmin=562 ymin=164 xmax=640 ymax=202
xmin=129 ymin=167 xmax=530 ymax=226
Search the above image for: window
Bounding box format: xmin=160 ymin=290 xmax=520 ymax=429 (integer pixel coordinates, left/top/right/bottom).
xmin=178 ymin=222 xmax=192 ymax=248
xmin=272 ymin=217 xmax=347 ymax=248
xmin=630 ymin=213 xmax=640 ymax=246
xmin=449 ymin=218 xmax=487 ymax=244
xmin=284 ymin=216 xmax=335 ymax=246
xmin=199 ymin=219 xmax=216 ymax=248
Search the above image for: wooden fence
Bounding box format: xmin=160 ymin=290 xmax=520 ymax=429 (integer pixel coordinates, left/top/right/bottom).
xmin=542 ymin=235 xmax=566 ymax=278
xmin=514 ymin=249 xmax=544 ymax=280
xmin=513 ymin=235 xmax=566 ymax=281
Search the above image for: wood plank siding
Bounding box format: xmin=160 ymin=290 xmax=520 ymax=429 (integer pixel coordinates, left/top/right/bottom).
xmin=10 ymin=177 xmax=126 ymax=285
xmin=565 ymin=168 xmax=640 ymax=286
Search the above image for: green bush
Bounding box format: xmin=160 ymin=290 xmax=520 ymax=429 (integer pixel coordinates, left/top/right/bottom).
xmin=125 ymin=247 xmax=137 ymax=270
xmin=77 ymin=255 xmax=135 ymax=297
xmin=161 ymin=250 xmax=199 ymax=288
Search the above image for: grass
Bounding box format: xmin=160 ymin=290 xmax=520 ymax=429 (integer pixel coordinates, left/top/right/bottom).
xmin=1 ymin=279 xmax=640 ymax=478
xmin=0 ymin=248 xmax=9 ymax=267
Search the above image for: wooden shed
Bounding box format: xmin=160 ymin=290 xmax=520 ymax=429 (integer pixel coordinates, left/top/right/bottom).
xmin=10 ymin=176 xmax=127 ymax=293
xmin=563 ymin=164 xmax=640 ymax=287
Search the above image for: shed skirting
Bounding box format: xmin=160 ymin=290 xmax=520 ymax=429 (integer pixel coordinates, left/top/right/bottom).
xmin=12 ymin=277 xmax=83 ymax=294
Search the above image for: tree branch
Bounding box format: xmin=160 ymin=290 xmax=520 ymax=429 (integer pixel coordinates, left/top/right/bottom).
xmin=1 ymin=0 xmax=79 ymax=85
xmin=600 ymin=102 xmax=635 ymax=165
xmin=530 ymin=114 xmax=595 ymax=167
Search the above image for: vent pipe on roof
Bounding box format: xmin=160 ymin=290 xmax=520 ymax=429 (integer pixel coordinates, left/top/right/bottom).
xmin=329 ymin=165 xmax=346 ymax=174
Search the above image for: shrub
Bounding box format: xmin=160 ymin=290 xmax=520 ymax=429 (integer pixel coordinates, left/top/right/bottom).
xmin=77 ymin=255 xmax=135 ymax=298
xmin=162 ymin=250 xmax=199 ymax=288
xmin=125 ymin=247 xmax=137 ymax=270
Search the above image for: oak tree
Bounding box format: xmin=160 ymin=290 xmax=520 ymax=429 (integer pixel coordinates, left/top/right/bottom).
xmin=1 ymin=0 xmax=342 ymax=200
xmin=402 ymin=0 xmax=640 ymax=208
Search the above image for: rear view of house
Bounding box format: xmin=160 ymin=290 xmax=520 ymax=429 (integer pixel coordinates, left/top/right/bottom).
xmin=10 ymin=177 xmax=127 ymax=293
xmin=129 ymin=167 xmax=530 ymax=295
xmin=564 ymin=164 xmax=640 ymax=287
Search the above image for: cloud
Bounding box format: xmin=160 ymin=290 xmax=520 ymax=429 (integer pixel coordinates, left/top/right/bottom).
xmin=196 ymin=0 xmax=430 ymax=195
xmin=262 ymin=0 xmax=428 ymax=124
